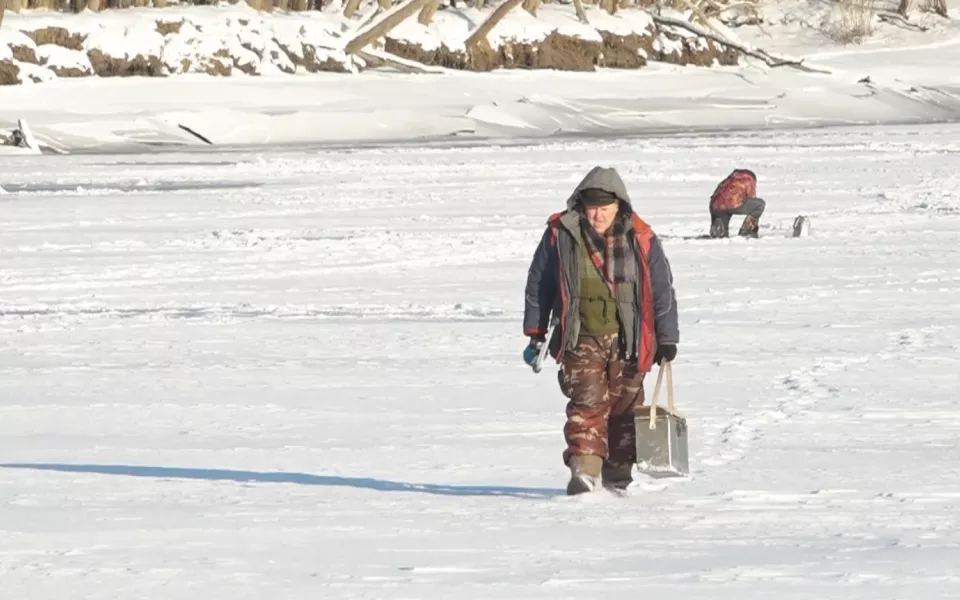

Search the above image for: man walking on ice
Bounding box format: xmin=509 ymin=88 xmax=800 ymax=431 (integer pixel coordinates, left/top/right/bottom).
xmin=709 ymin=168 xmax=766 ymax=238
xmin=522 ymin=166 xmax=680 ymax=496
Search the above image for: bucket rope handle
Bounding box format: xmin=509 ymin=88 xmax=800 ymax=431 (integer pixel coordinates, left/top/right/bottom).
xmin=648 ymin=361 xmax=677 ymax=430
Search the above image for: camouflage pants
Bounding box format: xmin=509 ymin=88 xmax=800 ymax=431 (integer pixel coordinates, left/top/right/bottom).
xmin=558 ymin=333 xmax=645 ymax=467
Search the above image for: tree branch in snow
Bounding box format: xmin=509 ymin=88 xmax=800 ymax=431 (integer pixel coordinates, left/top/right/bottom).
xmin=418 ymin=0 xmax=440 ymax=24
xmin=877 ymin=9 xmax=930 ymax=30
xmin=929 ymin=0 xmax=948 ymax=17
xmin=356 ymin=49 xmax=442 ymax=73
xmin=360 ymin=6 xmax=385 ymax=28
xmin=901 ymin=0 xmax=949 ymax=17
xmin=343 ymin=0 xmax=364 ymax=18
xmin=650 ymin=13 xmax=833 ymax=74
xmin=701 ymin=0 xmax=760 ymax=19
xmin=696 ymin=0 xmax=771 ymax=36
xmin=572 ymin=0 xmax=589 ymax=24
xmin=465 ymin=0 xmax=522 ymax=51
xmin=343 ymin=4 xmax=386 ymax=37
xmin=671 ymin=0 xmax=724 ymax=31
xmin=344 ymin=0 xmax=433 ymax=55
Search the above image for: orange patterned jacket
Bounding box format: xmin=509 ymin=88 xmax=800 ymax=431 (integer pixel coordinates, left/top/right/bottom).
xmin=709 ymin=169 xmax=757 ymax=213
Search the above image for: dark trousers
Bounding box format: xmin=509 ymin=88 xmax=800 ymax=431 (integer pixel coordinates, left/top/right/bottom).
xmin=711 ymin=197 xmax=766 ymax=238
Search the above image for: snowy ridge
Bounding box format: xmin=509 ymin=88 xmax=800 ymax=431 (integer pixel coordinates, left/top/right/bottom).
xmin=2 ymin=64 xmax=960 ymax=151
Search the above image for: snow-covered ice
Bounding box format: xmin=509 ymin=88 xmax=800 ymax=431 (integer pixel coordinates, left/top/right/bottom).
xmin=2 ymin=122 xmax=960 ymax=598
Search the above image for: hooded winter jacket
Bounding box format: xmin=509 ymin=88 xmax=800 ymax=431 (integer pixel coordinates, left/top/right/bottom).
xmin=522 ymin=167 xmax=679 ymax=373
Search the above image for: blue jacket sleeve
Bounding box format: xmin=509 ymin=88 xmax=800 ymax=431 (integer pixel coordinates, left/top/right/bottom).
xmin=523 ymin=227 xmax=558 ymax=338
xmin=647 ymin=234 xmax=679 ymax=344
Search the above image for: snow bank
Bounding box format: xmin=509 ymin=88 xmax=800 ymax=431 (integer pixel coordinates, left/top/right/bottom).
xmin=2 ymin=28 xmax=40 ymax=63
xmin=0 ymin=3 xmax=738 ymax=86
xmin=36 ymin=44 xmax=95 ymax=77
xmin=2 ymin=2 xmax=959 ymax=151
xmin=13 ymin=61 xmax=59 ymax=85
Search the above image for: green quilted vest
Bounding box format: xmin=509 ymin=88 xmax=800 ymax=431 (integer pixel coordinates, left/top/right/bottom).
xmin=576 ymin=228 xmax=620 ymax=336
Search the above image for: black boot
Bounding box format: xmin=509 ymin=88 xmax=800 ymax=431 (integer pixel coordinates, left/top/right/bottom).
xmin=602 ymin=460 xmax=633 ymax=492
xmin=710 ymin=216 xmax=729 ymax=238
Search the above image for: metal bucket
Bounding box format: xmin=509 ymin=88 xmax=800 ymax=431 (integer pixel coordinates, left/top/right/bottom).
xmin=634 ymin=361 xmax=689 ymax=478
xmin=792 ymin=215 xmax=811 ymax=238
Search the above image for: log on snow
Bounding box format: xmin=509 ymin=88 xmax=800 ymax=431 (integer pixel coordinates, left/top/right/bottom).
xmin=344 ymin=0 xmax=433 ymax=55
xmin=650 ymin=13 xmax=833 ymax=75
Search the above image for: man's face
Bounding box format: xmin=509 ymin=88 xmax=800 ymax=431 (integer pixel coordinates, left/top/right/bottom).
xmin=584 ymin=202 xmax=619 ymax=234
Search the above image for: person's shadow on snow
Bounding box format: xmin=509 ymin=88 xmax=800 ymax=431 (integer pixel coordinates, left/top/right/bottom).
xmin=0 ymin=463 xmax=563 ymax=499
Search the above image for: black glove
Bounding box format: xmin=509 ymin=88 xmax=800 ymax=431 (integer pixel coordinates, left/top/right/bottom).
xmin=654 ymin=343 xmax=677 ymax=365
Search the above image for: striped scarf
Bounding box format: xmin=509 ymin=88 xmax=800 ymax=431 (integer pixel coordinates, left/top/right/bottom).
xmin=580 ymin=210 xmax=629 ymax=297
